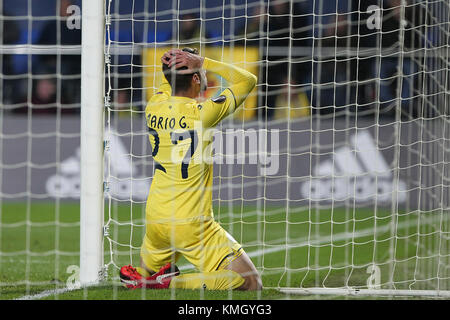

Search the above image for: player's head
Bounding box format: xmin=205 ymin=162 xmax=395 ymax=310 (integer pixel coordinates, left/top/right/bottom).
xmin=162 ymin=47 xmax=207 ymax=96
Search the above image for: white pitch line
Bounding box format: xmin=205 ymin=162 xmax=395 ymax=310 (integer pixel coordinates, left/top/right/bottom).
xmin=15 ymin=287 xmax=78 ymax=300
xmin=14 ymin=213 xmax=443 ymax=300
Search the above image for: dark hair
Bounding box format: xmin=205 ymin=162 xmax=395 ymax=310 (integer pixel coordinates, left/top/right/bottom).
xmin=162 ymin=47 xmax=200 ymax=93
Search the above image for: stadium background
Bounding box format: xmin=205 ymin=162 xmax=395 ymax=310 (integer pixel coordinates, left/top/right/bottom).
xmin=4 ymin=0 xmax=439 ymax=118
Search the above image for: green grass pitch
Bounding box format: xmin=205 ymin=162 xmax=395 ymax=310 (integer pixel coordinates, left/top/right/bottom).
xmin=0 ymin=202 xmax=447 ymax=300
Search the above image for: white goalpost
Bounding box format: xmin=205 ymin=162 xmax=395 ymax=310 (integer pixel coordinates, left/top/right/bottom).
xmin=79 ymin=0 xmax=105 ymax=286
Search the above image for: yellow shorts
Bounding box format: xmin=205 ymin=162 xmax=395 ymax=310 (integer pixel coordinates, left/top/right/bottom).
xmin=140 ymin=219 xmax=243 ymax=273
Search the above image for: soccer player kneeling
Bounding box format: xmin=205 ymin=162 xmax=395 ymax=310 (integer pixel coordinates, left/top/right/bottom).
xmin=120 ymin=48 xmax=262 ymax=291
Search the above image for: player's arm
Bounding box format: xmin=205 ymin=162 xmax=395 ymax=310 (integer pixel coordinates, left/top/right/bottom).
xmin=149 ymin=52 xmax=174 ymax=103
xmin=203 ymin=57 xmax=257 ymax=110
xmin=166 ymin=50 xmax=257 ymax=127
xmin=199 ymin=57 xmax=257 ymax=127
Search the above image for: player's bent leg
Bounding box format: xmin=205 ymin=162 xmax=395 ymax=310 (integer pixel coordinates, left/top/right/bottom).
xmin=224 ymin=250 xmax=262 ymax=291
xmin=138 ymin=227 xmax=181 ymax=278
xmin=167 ymin=249 xmax=261 ymax=291
xmin=168 ymin=269 xmax=245 ymax=290
xmin=166 ymin=250 xmax=261 ymax=291
xmin=120 ymin=262 xmax=181 ymax=289
xmin=168 ymin=220 xmax=261 ymax=291
xmin=120 ymin=225 xmax=182 ymax=289
xmin=131 ymin=220 xmax=260 ymax=291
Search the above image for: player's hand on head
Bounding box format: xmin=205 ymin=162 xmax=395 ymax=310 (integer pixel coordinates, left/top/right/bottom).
xmin=161 ymin=49 xmax=181 ymax=66
xmin=161 ymin=49 xmax=204 ymax=74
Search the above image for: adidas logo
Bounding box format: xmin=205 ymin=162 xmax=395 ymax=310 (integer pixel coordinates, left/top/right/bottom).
xmin=45 ymin=130 xmax=150 ymax=200
xmin=300 ymin=130 xmax=406 ymax=204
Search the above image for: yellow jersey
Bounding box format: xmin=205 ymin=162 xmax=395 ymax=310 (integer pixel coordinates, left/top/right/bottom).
xmin=144 ymin=57 xmax=257 ymax=223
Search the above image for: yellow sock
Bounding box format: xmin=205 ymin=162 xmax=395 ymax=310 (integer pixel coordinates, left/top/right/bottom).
xmin=169 ymin=270 xmax=245 ymax=290
xmin=135 ymin=267 xmax=151 ymax=278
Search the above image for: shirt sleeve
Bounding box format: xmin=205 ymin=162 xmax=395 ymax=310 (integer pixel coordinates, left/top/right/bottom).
xmin=199 ymin=87 xmax=237 ymax=128
xmin=199 ymin=57 xmax=257 ymax=128
xmin=149 ymin=73 xmax=171 ymax=103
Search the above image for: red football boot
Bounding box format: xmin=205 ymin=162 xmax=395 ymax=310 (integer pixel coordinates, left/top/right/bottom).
xmin=145 ymin=263 xmax=180 ymax=289
xmin=119 ymin=265 xmax=144 ymax=289
xmin=120 ymin=263 xmax=180 ymax=289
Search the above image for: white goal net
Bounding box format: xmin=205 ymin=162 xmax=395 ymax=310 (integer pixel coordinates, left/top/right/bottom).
xmin=0 ymin=0 xmax=449 ymax=299
xmin=102 ymin=0 xmax=450 ymax=297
